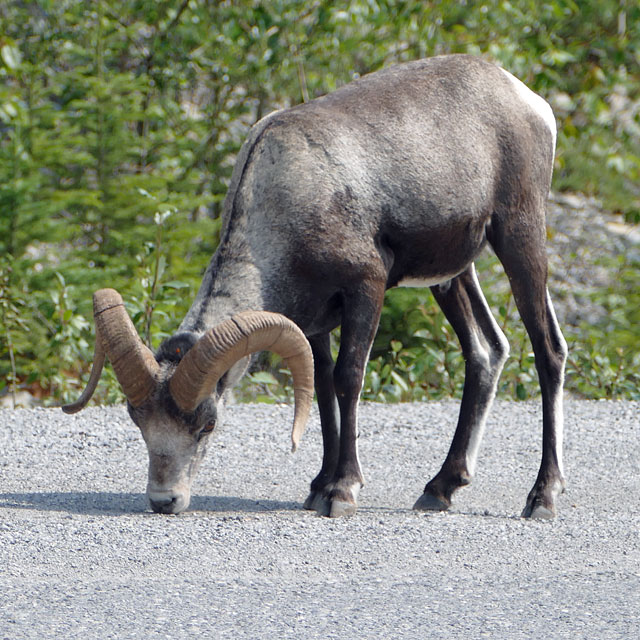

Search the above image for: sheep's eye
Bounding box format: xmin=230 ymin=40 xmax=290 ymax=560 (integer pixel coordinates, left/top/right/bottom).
xmin=201 ymin=423 xmax=215 ymax=435
xmin=197 ymin=423 xmax=214 ymax=442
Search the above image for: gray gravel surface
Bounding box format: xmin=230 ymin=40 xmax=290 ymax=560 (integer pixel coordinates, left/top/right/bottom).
xmin=1 ymin=399 xmax=639 ymax=639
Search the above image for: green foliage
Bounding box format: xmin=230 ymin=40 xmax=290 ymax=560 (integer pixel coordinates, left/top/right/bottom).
xmin=365 ymin=289 xmax=464 ymax=401
xmin=0 ymin=256 xmax=28 ymax=405
xmin=0 ymin=1 xmax=638 ymax=404
xmin=39 ymin=273 xmax=91 ymax=404
xmin=362 ymin=247 xmax=640 ymax=403
xmin=564 ymin=252 xmax=640 ymax=399
xmin=125 ymin=208 xmax=193 ymax=349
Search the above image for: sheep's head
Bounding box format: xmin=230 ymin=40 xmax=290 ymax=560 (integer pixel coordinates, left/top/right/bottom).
xmin=63 ymin=289 xmax=314 ymax=514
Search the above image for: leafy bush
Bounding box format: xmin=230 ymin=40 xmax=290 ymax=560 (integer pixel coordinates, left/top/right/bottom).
xmin=564 ymin=252 xmax=640 ymax=399
xmin=0 ymin=1 xmax=638 ymax=405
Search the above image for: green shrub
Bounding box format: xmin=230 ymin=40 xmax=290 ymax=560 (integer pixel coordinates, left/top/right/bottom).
xmin=1 ymin=1 xmax=638 ymax=405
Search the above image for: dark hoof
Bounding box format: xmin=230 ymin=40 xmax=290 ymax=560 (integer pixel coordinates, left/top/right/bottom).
xmin=303 ymin=491 xmax=319 ymax=511
xmin=308 ymin=483 xmax=360 ymax=518
xmin=521 ymin=500 xmax=555 ymax=519
xmin=413 ymin=492 xmax=450 ymax=512
xmin=521 ymin=477 xmax=564 ymax=519
xmin=304 ymin=491 xmax=330 ymax=515
xmin=315 ymin=497 xmax=331 ymax=517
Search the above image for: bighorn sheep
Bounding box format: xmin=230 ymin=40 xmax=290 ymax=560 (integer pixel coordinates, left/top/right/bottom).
xmin=64 ymin=55 xmax=567 ymax=519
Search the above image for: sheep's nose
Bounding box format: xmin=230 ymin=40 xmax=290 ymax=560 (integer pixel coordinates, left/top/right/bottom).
xmin=148 ymin=491 xmax=189 ymax=514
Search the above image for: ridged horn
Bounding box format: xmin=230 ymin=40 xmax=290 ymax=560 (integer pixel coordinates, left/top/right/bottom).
xmin=62 ymin=289 xmax=159 ymax=413
xmin=169 ymin=311 xmax=314 ymax=452
xmin=61 ymin=335 xmax=106 ymax=414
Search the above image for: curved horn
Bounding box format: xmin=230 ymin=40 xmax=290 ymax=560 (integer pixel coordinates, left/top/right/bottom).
xmin=62 ymin=289 xmax=159 ymax=413
xmin=169 ymin=311 xmax=314 ymax=451
xmin=61 ymin=336 xmax=106 ymax=414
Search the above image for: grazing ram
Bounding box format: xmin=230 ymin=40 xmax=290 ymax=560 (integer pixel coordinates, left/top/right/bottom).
xmin=64 ymin=55 xmax=567 ymax=519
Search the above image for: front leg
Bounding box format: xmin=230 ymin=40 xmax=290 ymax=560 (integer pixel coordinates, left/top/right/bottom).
xmin=315 ymin=282 xmax=385 ymax=518
xmin=303 ymin=333 xmax=340 ymax=512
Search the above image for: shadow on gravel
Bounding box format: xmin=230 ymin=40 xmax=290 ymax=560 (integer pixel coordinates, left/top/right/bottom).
xmin=0 ymin=491 xmax=302 ymax=516
xmin=0 ymin=491 xmax=147 ymax=515
xmin=0 ymin=491 xmax=527 ymax=519
xmin=357 ymin=505 xmax=524 ymax=521
xmin=188 ymin=495 xmax=302 ymax=513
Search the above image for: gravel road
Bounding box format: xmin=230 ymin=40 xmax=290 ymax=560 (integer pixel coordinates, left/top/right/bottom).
xmin=1 ymin=399 xmax=638 ymax=639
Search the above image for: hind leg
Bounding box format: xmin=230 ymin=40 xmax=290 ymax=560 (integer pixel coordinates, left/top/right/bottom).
xmin=414 ymin=265 xmax=510 ymax=512
xmin=490 ymin=211 xmax=568 ymax=518
xmin=515 ymin=286 xmax=567 ymax=518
